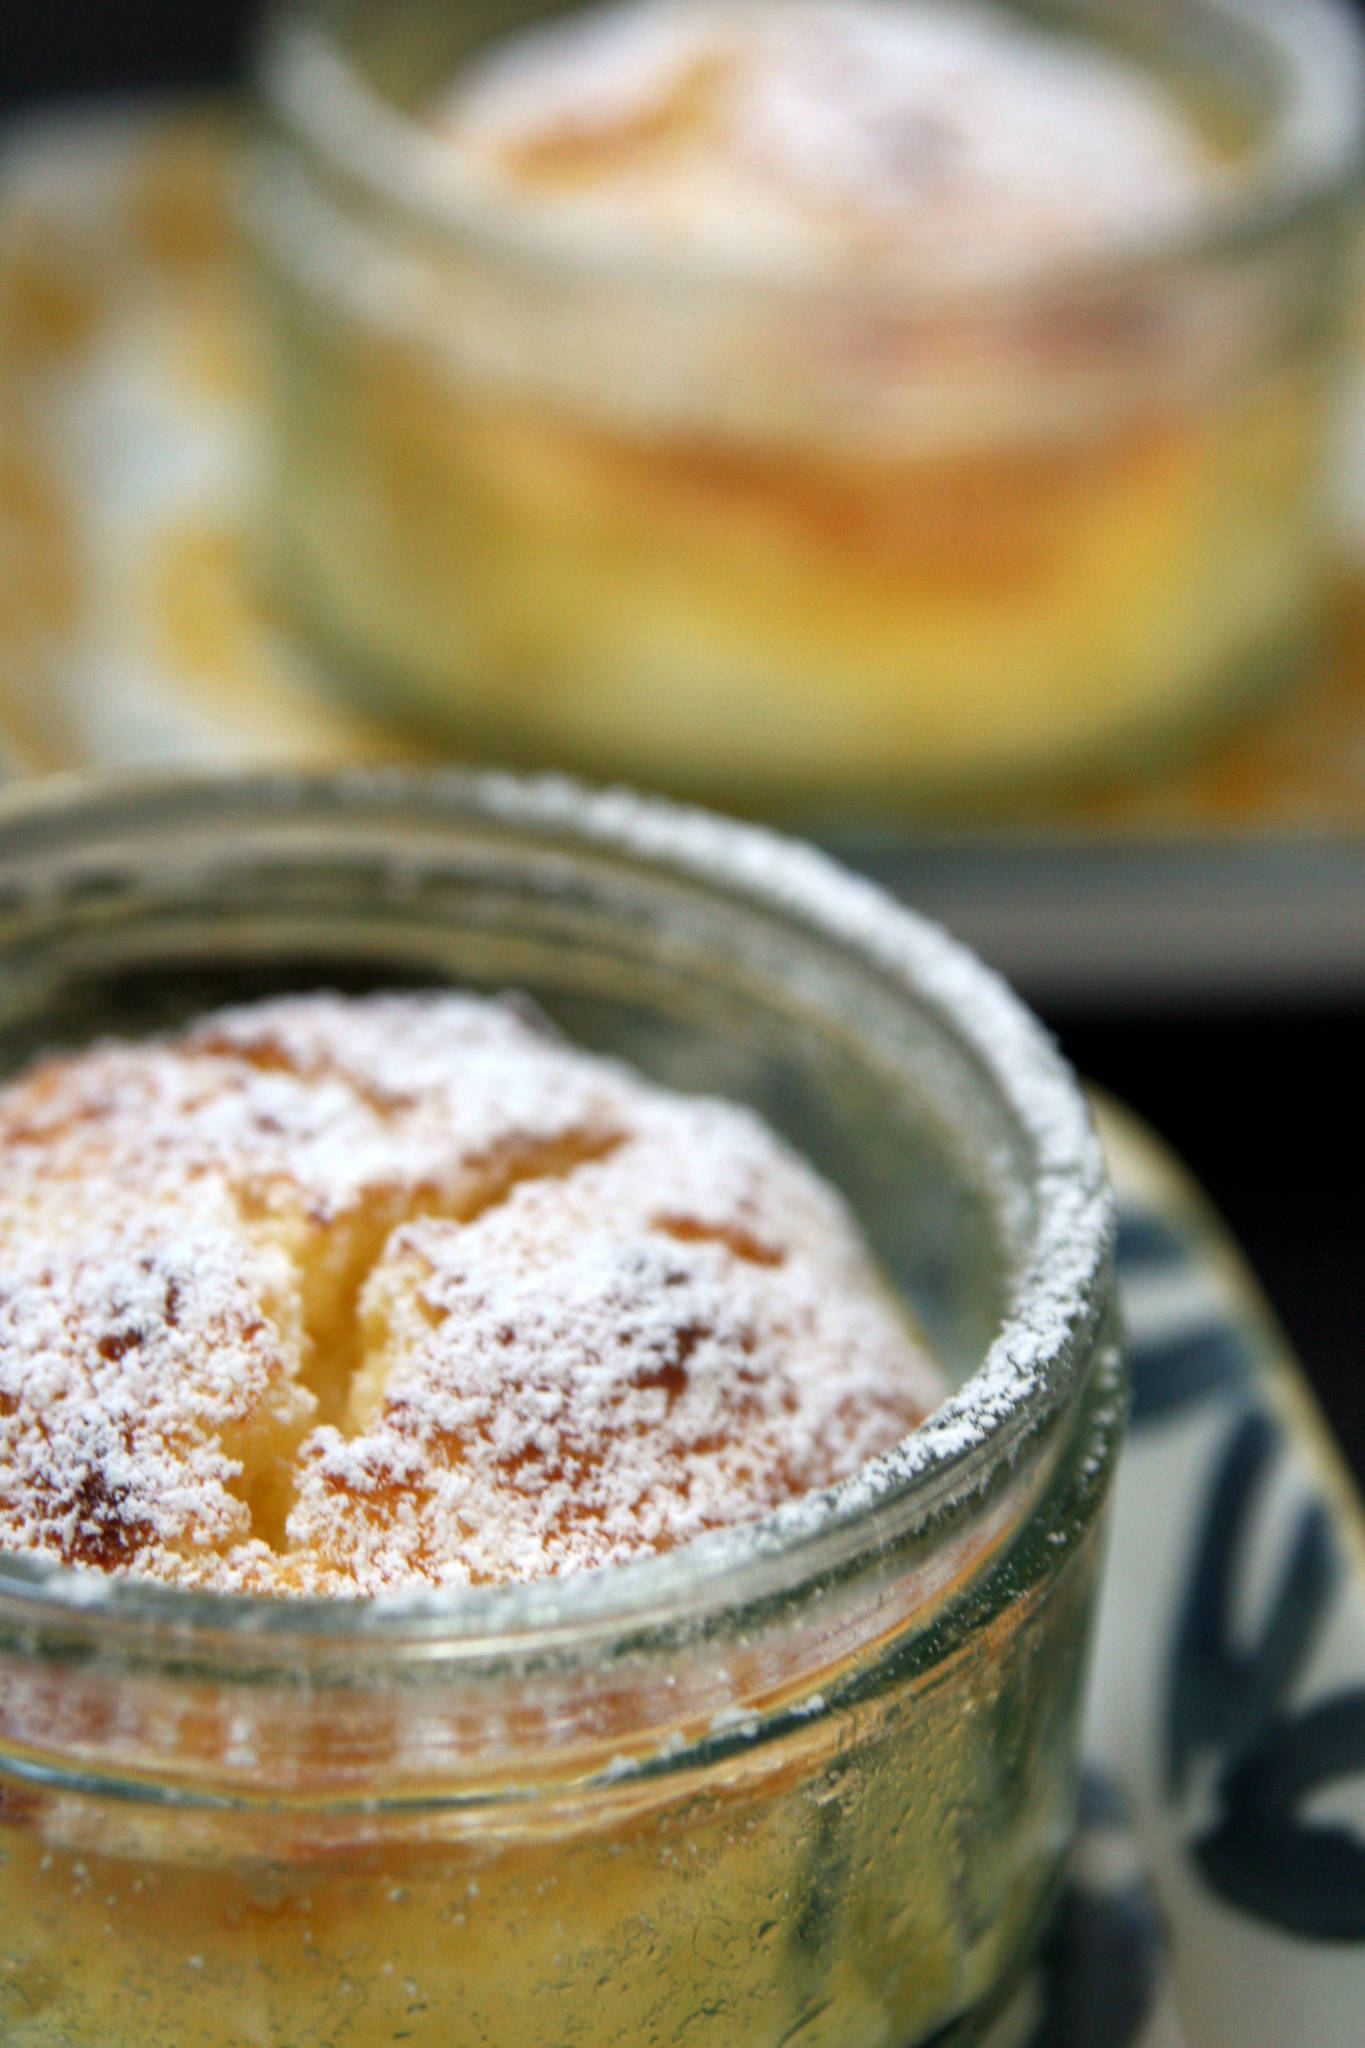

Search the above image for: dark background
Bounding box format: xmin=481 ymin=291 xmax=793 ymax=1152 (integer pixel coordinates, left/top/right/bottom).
xmin=2 ymin=0 xmax=1363 ymax=1482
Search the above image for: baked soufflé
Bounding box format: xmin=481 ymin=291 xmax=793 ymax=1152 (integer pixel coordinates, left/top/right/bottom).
xmin=0 ymin=991 xmax=941 ymax=1594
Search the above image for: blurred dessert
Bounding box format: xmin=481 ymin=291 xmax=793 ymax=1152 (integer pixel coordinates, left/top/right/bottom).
xmin=252 ymin=0 xmax=1362 ymax=805
xmin=0 ymin=989 xmax=940 ymax=1593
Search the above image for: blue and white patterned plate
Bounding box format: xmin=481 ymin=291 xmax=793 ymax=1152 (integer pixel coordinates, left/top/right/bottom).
xmin=999 ymin=1097 xmax=1365 ymax=2048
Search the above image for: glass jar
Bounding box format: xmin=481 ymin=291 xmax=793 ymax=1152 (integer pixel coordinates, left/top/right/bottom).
xmin=0 ymin=771 xmax=1121 ymax=2047
xmin=245 ymin=0 xmax=1364 ymax=814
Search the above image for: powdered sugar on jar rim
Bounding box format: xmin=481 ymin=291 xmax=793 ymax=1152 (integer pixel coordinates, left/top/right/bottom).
xmin=0 ymin=766 xmax=1117 ymax=1633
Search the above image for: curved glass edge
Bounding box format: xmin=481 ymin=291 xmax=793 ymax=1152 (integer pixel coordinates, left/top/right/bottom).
xmin=256 ymin=0 xmax=1365 ymax=305
xmin=0 ymin=1329 xmax=1127 ymax=1809
xmin=0 ymin=768 xmax=1116 ymax=1671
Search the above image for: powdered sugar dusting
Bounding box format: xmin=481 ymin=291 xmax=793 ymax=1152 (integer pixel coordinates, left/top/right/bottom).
xmin=0 ymin=1221 xmax=306 ymax=1574
xmin=0 ymin=991 xmax=940 ymax=1594
xmin=436 ymin=0 xmax=1218 ymax=277
xmin=460 ymin=770 xmax=1114 ymax=1532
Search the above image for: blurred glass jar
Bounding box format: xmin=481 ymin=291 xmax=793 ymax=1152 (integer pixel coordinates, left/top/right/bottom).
xmin=0 ymin=771 xmax=1121 ymax=2047
xmin=245 ymin=0 xmax=1365 ymax=812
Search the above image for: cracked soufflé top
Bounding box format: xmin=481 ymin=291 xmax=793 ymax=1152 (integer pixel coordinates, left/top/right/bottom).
xmin=0 ymin=992 xmax=941 ymax=1594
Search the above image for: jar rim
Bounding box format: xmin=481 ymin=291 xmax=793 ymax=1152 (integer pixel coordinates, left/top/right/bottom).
xmin=0 ymin=768 xmax=1115 ymax=1656
xmin=257 ymin=0 xmax=1365 ymax=307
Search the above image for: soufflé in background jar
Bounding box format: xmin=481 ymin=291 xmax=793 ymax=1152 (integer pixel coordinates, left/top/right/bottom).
xmin=0 ymin=772 xmax=1123 ymax=2047
xmin=248 ymin=0 xmax=1364 ymax=809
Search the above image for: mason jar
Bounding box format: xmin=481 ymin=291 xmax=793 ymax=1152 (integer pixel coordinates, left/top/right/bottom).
xmin=244 ymin=0 xmax=1365 ymax=811
xmin=0 ymin=771 xmax=1121 ymax=2046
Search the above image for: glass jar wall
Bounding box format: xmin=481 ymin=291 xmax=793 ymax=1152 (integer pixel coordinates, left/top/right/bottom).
xmin=0 ymin=773 xmax=1122 ymax=2045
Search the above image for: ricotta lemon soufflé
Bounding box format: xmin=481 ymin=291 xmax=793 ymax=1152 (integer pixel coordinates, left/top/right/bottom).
xmin=0 ymin=990 xmax=941 ymax=1590
xmin=253 ymin=0 xmax=1355 ymax=801
xmin=0 ymin=983 xmax=1107 ymax=2048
